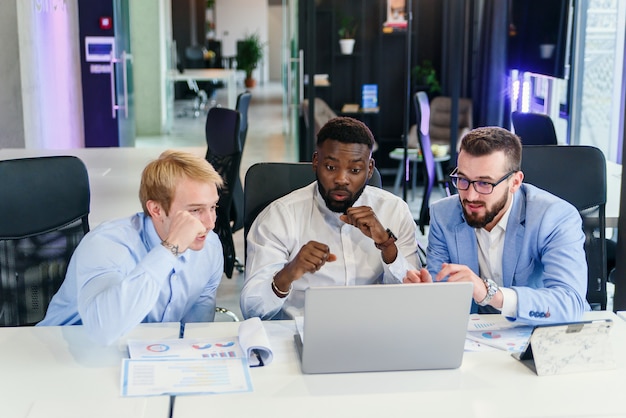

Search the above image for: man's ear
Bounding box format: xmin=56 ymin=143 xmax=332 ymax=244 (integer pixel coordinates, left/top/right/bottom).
xmin=510 ymin=171 xmax=524 ymax=193
xmin=367 ymin=158 xmax=375 ymax=180
xmin=312 ymin=151 xmax=318 ymax=171
xmin=146 ymin=200 xmax=164 ymax=220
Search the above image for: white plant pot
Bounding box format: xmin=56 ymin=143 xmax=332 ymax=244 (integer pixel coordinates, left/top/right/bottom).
xmin=339 ymin=39 xmax=355 ymax=55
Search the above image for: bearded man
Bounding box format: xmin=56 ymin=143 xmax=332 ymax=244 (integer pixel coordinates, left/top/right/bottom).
xmin=405 ymin=126 xmax=588 ymax=324
xmin=241 ymin=117 xmax=425 ymax=320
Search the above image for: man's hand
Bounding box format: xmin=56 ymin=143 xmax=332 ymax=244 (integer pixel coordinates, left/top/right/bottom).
xmin=163 ymin=210 xmax=208 ymax=253
xmin=340 ymin=206 xmax=399 ymax=264
xmin=436 ymin=263 xmax=501 ymax=308
xmin=403 ymin=268 xmax=433 ymax=283
xmin=273 ymin=241 xmax=337 ymax=294
xmin=339 ymin=206 xmax=388 ymax=243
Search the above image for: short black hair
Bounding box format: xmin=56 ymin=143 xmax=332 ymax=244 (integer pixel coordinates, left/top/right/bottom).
xmin=316 ymin=117 xmax=374 ymax=150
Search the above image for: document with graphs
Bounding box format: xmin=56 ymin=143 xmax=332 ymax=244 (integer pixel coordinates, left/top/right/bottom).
xmin=121 ymin=318 xmax=272 ymax=396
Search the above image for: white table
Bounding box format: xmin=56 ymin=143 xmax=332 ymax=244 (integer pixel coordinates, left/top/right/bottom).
xmin=0 ymin=146 xmax=205 ymax=227
xmin=174 ymin=312 xmax=626 ymax=418
xmin=389 ymin=147 xmax=450 ymax=199
xmin=167 ymin=69 xmax=237 ymax=109
xmin=0 ymin=322 xmax=179 ymax=418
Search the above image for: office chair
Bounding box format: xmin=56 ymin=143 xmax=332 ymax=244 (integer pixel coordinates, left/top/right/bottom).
xmin=429 ymin=96 xmax=473 ymax=151
xmin=413 ymin=91 xmax=441 ymax=235
xmin=389 ymin=92 xmax=452 ymax=233
xmin=521 ymin=145 xmax=607 ymax=310
xmin=181 ymin=45 xmax=211 ymax=117
xmin=205 ymin=107 xmax=243 ymax=278
xmin=215 ymin=306 xmax=240 ymax=322
xmin=227 ymin=91 xmax=253 ymax=237
xmin=511 ymin=111 xmax=558 ymax=145
xmin=243 ymin=162 xmax=382 ymax=243
xmin=236 ymin=91 xmax=252 ymax=149
xmin=0 ymin=156 xmax=90 ymax=326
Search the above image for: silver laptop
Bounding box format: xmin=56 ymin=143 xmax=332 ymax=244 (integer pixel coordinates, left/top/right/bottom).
xmin=294 ymin=282 xmax=473 ymax=374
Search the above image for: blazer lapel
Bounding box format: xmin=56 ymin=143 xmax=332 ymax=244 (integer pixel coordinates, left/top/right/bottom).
xmin=502 ymin=190 xmax=526 ymax=287
xmin=454 ymin=222 xmax=480 ymax=275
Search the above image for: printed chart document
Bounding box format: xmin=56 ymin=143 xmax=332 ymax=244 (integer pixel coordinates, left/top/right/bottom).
xmin=121 ymin=317 xmax=273 ymax=397
xmin=465 ymin=314 xmax=533 ymax=352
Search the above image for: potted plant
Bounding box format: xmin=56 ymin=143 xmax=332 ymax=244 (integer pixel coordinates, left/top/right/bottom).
xmin=411 ymin=60 xmax=441 ymax=98
xmin=237 ymin=32 xmax=264 ymax=88
xmin=338 ymin=16 xmax=358 ymax=55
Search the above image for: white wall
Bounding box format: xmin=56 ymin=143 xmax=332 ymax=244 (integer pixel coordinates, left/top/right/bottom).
xmin=130 ymin=0 xmax=169 ymax=136
xmin=268 ymin=4 xmax=282 ymax=82
xmin=16 ymin=0 xmax=84 ymax=149
xmin=215 ymin=0 xmax=269 ymax=83
xmin=0 ymin=1 xmax=24 ymax=147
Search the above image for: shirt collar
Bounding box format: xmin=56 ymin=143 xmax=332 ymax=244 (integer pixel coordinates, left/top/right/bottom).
xmin=313 ymin=183 xmax=368 ymax=224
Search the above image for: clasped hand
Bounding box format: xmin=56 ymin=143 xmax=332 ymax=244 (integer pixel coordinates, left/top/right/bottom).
xmin=339 ymin=206 xmax=389 ymax=244
xmin=285 ymin=241 xmax=337 ymax=279
xmin=164 ymin=210 xmax=208 ymax=253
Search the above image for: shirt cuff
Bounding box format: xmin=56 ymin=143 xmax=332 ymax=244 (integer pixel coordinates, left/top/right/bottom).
xmin=385 ymin=253 xmax=413 ymax=284
xmin=500 ymin=287 xmax=518 ymax=318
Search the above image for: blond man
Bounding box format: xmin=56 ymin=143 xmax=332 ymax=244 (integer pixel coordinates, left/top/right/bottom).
xmin=39 ymin=151 xmax=224 ymax=345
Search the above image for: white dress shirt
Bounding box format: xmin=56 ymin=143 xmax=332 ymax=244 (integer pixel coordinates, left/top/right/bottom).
xmin=241 ymin=183 xmax=420 ymax=319
xmin=475 ymin=203 xmax=518 ymax=316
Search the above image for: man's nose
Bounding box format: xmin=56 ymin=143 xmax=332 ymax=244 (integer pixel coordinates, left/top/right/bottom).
xmin=204 ymin=210 xmax=216 ymax=230
xmin=333 ymin=170 xmax=350 ymax=184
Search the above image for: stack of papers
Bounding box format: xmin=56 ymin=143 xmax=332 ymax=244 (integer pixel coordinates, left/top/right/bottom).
xmin=465 ymin=314 xmax=533 ymax=352
xmin=120 ymin=317 xmax=272 ymax=397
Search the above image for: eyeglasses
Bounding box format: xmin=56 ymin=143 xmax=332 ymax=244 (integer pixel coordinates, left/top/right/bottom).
xmin=449 ymin=168 xmax=516 ymax=195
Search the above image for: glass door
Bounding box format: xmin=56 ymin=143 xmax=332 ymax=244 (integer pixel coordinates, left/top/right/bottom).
xmin=112 ymin=0 xmax=136 ymax=147
xmin=282 ymin=0 xmax=300 ymax=155
xmin=569 ymin=0 xmax=626 ymax=162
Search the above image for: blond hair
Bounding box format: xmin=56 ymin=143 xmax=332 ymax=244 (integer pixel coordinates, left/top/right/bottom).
xmin=139 ymin=150 xmax=223 ymax=215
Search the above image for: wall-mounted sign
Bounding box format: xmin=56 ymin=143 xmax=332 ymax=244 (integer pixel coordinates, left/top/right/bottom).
xmin=85 ymin=36 xmax=115 ymax=62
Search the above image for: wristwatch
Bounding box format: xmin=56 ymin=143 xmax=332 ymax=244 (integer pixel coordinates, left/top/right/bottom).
xmin=374 ymin=228 xmax=397 ymax=250
xmin=477 ymin=278 xmax=498 ymax=306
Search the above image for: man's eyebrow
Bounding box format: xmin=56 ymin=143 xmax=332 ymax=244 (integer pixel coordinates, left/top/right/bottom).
xmin=321 ymin=156 xmax=366 ymax=164
xmin=456 ymin=170 xmax=496 ymax=181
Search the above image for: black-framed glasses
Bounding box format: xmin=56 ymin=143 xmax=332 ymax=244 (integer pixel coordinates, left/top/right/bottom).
xmin=449 ymin=168 xmax=516 ymax=195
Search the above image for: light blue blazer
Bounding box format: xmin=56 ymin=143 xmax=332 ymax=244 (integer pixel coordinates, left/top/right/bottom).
xmin=427 ymin=183 xmax=589 ymax=324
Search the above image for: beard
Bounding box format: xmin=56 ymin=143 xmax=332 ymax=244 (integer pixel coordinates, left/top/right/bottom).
xmin=461 ymin=190 xmax=508 ymax=229
xmin=316 ymin=177 xmax=367 ymax=213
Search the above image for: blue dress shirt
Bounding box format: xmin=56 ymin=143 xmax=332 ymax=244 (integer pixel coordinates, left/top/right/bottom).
xmin=38 ymin=213 xmax=223 ymax=345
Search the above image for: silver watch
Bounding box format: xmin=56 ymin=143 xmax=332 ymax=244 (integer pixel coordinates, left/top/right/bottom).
xmin=477 ymin=278 xmax=498 ymax=306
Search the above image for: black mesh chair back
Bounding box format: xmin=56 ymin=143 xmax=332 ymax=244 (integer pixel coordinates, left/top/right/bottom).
xmin=228 ymin=91 xmax=253 ymax=235
xmin=512 ymin=112 xmax=558 ymax=145
xmin=413 ymin=91 xmax=436 ymax=235
xmin=0 ymin=156 xmax=90 ymax=326
xmin=521 ymin=145 xmax=607 ymax=309
xmin=184 ymin=45 xmax=205 ymax=69
xmin=205 ymin=107 xmax=242 ymax=278
xmin=236 ymin=91 xmax=252 ymax=149
xmin=243 ymin=162 xmax=382 ymax=244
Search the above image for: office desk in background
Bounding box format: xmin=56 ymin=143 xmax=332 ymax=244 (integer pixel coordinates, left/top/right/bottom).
xmin=175 ymin=312 xmax=626 ymax=418
xmin=0 ymin=146 xmax=205 ymax=227
xmin=0 ymin=322 xmax=179 ymax=418
xmin=166 ymin=68 xmax=238 ymax=131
